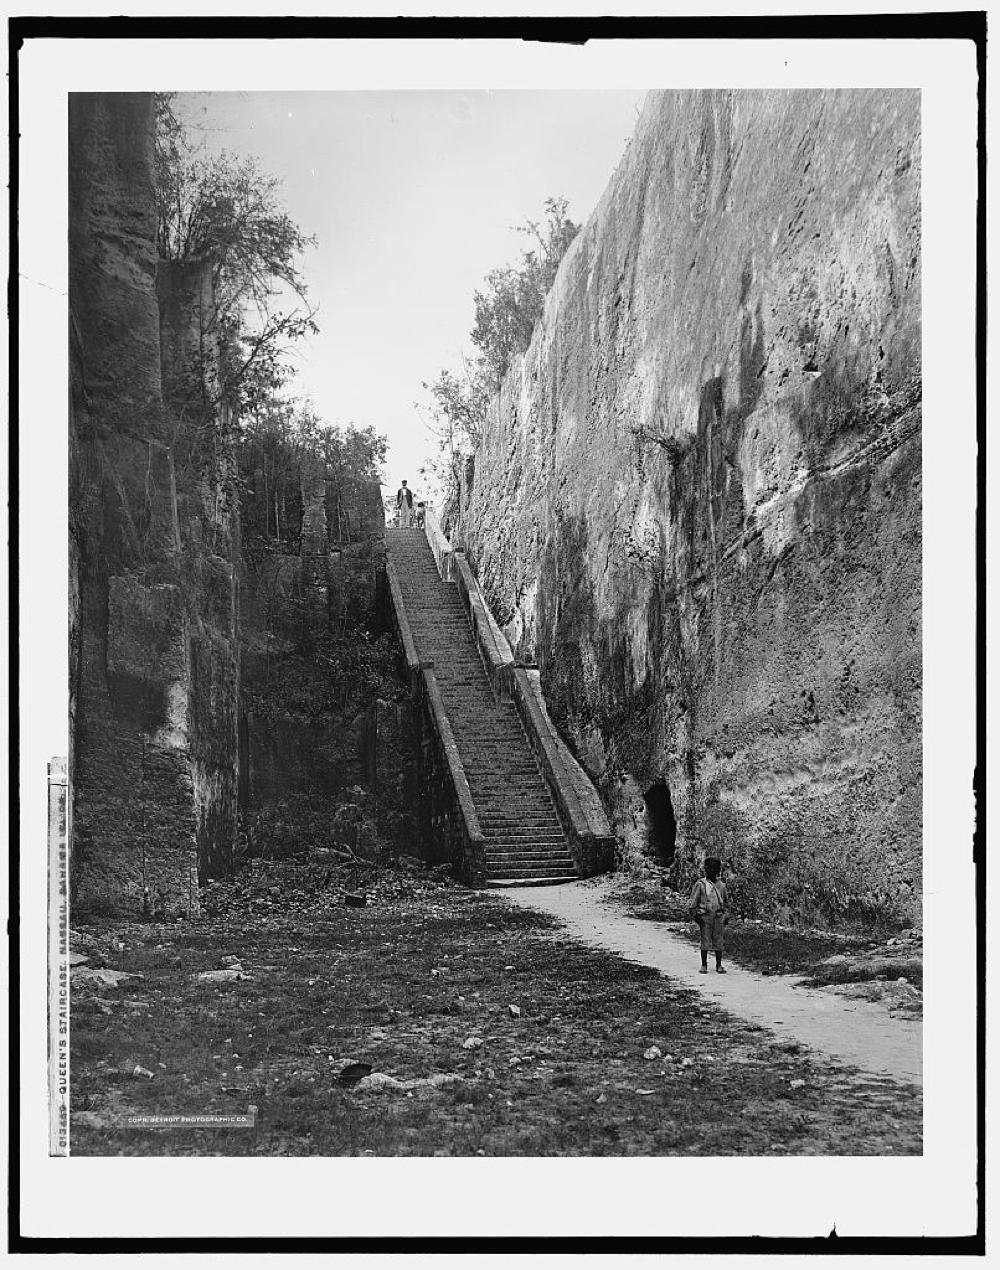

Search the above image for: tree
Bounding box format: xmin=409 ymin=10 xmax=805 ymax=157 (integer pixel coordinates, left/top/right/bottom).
xmin=153 ymin=93 xmax=318 ymax=416
xmin=424 ymin=362 xmax=491 ymax=453
xmin=421 ymin=196 xmax=579 ymax=510
xmin=471 ymin=196 xmax=579 ymax=387
xmin=237 ymin=394 xmax=387 ymax=550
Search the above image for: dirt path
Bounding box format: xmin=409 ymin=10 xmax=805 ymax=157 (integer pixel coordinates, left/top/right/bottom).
xmin=500 ymin=878 xmax=921 ymax=1086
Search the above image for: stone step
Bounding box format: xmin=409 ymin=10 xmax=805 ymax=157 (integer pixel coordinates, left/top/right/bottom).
xmin=481 ymin=824 xmax=563 ymax=834
xmin=479 ymin=813 xmax=562 ymax=824
xmin=481 ymin=827 xmax=564 ymax=837
xmin=477 ymin=804 xmax=560 ymax=813
xmin=482 ymin=833 xmax=566 ymax=843
xmin=476 ymin=788 xmax=554 ymax=795
xmin=484 ymin=829 xmax=567 ymax=841
xmin=480 ymin=821 xmax=563 ymax=831
xmin=486 ymin=876 xmax=578 ymax=889
xmin=468 ymin=789 xmax=557 ymax=803
xmin=474 ymin=809 xmax=561 ymax=822
xmin=467 ymin=774 xmax=553 ymax=784
xmin=467 ymin=781 xmax=553 ymax=792
xmin=487 ymin=857 xmax=569 ymax=867
xmin=479 ymin=807 xmax=561 ymax=814
xmin=472 ymin=802 xmax=559 ymax=812
xmin=465 ymin=759 xmax=542 ymax=768
xmin=486 ymin=865 xmax=577 ymax=880
xmin=486 ymin=853 xmax=575 ymax=867
xmin=466 ymin=763 xmax=551 ymax=773
xmin=485 ymin=841 xmax=570 ymax=854
xmin=483 ymin=818 xmax=562 ymax=825
xmin=485 ymin=837 xmax=571 ymax=850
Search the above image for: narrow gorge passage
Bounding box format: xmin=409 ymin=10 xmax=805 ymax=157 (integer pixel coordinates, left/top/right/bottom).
xmin=387 ymin=527 xmax=576 ymax=885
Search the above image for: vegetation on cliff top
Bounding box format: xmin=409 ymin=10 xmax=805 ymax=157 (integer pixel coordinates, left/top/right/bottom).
xmin=154 ymin=92 xmax=388 ymax=544
xmin=239 ymin=400 xmax=386 ymax=549
xmin=154 ymin=92 xmax=318 ymax=420
xmin=420 ymin=196 xmax=579 ymax=509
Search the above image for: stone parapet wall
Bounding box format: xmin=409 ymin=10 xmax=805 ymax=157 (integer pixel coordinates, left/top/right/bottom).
xmin=456 ymin=89 xmax=921 ymax=928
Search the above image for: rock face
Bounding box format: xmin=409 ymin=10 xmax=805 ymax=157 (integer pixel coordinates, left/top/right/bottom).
xmin=70 ymin=93 xmax=240 ymax=916
xmin=455 ymin=90 xmax=921 ymax=927
xmin=237 ymin=464 xmax=413 ymax=863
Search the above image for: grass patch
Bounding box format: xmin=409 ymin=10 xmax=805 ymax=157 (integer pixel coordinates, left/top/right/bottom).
xmin=605 ymin=877 xmax=921 ymax=989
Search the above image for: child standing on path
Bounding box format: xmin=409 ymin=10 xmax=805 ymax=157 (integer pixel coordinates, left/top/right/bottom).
xmin=689 ymin=856 xmax=729 ymax=974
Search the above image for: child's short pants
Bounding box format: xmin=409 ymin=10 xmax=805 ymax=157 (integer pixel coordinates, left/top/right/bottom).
xmin=698 ymin=913 xmax=726 ymax=952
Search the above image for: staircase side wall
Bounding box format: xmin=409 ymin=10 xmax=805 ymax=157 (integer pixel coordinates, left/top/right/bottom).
xmin=456 ymin=89 xmax=921 ymax=928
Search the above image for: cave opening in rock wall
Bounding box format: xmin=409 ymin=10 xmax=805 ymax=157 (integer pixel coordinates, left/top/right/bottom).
xmin=643 ymin=779 xmax=676 ymax=863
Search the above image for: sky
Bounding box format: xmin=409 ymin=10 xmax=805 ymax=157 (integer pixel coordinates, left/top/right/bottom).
xmin=174 ymin=90 xmax=647 ymax=501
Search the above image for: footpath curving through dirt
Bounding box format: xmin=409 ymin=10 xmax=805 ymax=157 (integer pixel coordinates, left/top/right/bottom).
xmin=500 ymin=878 xmax=921 ymax=1087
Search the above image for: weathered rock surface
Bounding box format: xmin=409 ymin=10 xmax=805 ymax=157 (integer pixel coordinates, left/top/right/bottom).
xmin=455 ymin=90 xmax=921 ymax=927
xmin=70 ymin=93 xmax=240 ymax=916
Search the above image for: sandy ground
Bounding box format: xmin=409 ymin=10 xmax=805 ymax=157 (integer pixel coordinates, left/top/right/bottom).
xmin=500 ymin=877 xmax=922 ymax=1086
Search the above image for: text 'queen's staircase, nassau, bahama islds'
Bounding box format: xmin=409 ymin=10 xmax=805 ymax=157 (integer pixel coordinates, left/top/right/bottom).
xmin=385 ymin=514 xmax=615 ymax=887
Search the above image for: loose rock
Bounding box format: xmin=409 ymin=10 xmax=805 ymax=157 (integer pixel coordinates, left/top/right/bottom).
xmin=72 ymin=968 xmax=143 ymax=991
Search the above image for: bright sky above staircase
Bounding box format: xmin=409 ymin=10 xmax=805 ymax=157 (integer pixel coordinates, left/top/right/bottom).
xmin=175 ymin=89 xmax=647 ymax=502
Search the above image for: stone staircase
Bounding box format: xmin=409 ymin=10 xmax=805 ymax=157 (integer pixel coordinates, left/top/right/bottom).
xmin=386 ymin=527 xmax=577 ymax=886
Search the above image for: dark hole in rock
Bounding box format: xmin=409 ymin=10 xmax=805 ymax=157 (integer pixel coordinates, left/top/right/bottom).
xmin=644 ymin=779 xmax=677 ymax=864
xmin=337 ymin=1062 xmax=372 ymax=1087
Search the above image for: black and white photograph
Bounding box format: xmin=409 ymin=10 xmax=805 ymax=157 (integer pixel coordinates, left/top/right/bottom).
xmin=13 ymin=16 xmax=982 ymax=1249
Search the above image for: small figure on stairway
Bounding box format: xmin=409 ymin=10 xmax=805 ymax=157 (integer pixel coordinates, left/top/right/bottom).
xmin=415 ymin=501 xmax=426 ymax=529
xmin=689 ymin=856 xmax=729 ymax=974
xmin=396 ymin=480 xmax=413 ymax=528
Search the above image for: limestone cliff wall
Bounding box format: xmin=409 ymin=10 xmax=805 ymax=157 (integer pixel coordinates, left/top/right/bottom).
xmin=456 ymin=90 xmax=921 ymax=927
xmin=70 ymin=93 xmax=240 ymax=916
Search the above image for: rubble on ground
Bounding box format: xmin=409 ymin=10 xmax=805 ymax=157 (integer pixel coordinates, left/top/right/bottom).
xmin=71 ymin=967 xmax=144 ymax=991
xmin=198 ymin=856 xmax=459 ymax=921
xmin=827 ymin=977 xmax=923 ymax=1015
